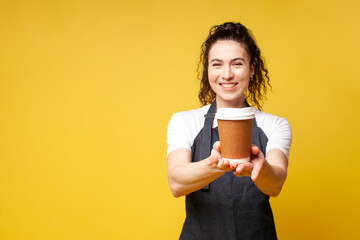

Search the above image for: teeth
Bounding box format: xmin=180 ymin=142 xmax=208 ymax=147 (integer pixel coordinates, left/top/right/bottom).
xmin=221 ymin=83 xmax=236 ymax=88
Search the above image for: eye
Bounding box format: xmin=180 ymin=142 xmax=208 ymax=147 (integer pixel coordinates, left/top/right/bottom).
xmin=211 ymin=63 xmax=221 ymax=67
xmin=234 ymin=62 xmax=243 ymax=66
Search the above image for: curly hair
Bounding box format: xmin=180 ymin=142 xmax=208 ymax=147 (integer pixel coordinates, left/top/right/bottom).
xmin=198 ymin=22 xmax=271 ymax=110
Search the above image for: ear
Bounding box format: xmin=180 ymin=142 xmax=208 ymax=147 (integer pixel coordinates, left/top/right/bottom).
xmin=250 ymin=64 xmax=255 ymax=78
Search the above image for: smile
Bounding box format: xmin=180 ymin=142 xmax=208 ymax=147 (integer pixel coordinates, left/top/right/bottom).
xmin=219 ymin=83 xmax=238 ymax=88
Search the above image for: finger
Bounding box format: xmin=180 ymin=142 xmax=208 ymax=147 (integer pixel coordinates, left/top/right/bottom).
xmin=217 ymin=159 xmax=225 ymax=168
xmin=230 ymin=161 xmax=239 ymax=169
xmin=206 ymin=154 xmax=219 ymax=166
xmin=251 ymin=162 xmax=262 ymax=181
xmin=213 ymin=141 xmax=221 ymax=152
xmin=211 ymin=148 xmax=221 ymax=158
xmin=251 ymin=145 xmax=260 ymax=155
xmin=235 ymin=162 xmax=254 ymax=174
xmin=206 ymin=158 xmax=220 ymax=166
xmin=217 ymin=159 xmax=230 ymax=170
xmin=207 ymin=147 xmax=222 ymax=165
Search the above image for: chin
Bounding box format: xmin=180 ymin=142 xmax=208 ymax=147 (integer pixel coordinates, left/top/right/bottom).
xmin=217 ymin=96 xmax=245 ymax=107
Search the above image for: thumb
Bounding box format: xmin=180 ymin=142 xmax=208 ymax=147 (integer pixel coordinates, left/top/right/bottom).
xmin=251 ymin=145 xmax=260 ymax=155
xmin=213 ymin=141 xmax=221 ymax=152
xmin=206 ymin=150 xmax=220 ymax=166
xmin=251 ymin=161 xmax=262 ymax=181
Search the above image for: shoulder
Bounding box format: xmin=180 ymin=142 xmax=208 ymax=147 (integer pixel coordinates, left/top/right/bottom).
xmin=253 ymin=108 xmax=291 ymax=133
xmin=171 ymin=105 xmax=210 ymax=122
xmin=168 ymin=105 xmax=210 ymax=131
xmin=167 ymin=105 xmax=210 ymax=156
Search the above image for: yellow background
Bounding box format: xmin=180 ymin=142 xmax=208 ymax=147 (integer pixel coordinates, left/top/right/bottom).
xmin=1 ymin=0 xmax=359 ymax=239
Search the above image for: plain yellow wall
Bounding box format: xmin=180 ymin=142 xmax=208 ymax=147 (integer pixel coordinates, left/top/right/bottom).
xmin=1 ymin=0 xmax=359 ymax=239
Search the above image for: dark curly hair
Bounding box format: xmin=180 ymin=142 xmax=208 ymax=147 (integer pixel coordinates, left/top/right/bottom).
xmin=198 ymin=22 xmax=271 ymax=110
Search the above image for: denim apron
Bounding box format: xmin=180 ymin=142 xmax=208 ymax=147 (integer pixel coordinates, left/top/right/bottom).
xmin=179 ymin=101 xmax=277 ymax=240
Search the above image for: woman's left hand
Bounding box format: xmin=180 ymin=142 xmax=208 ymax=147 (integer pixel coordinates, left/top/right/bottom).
xmin=232 ymin=145 xmax=265 ymax=181
xmin=232 ymin=145 xmax=288 ymax=196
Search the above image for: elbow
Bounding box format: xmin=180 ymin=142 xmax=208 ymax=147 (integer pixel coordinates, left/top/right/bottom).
xmin=268 ymin=185 xmax=283 ymax=197
xmin=169 ymin=181 xmax=185 ymax=198
xmin=171 ymin=190 xmax=182 ymax=198
xmin=268 ymin=172 xmax=287 ymax=197
xmin=269 ymin=190 xmax=280 ymax=197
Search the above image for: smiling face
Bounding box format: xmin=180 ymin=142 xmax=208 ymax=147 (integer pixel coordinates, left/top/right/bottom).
xmin=208 ymin=40 xmax=254 ymax=108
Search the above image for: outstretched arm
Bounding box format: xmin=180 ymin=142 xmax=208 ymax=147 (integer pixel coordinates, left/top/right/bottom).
xmin=233 ymin=146 xmax=288 ymax=197
xmin=167 ymin=142 xmax=233 ymax=198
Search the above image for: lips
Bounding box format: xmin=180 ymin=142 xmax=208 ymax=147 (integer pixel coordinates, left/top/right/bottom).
xmin=219 ymin=83 xmax=238 ymax=88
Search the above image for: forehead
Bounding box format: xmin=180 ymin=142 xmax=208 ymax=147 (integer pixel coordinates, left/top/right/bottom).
xmin=208 ymin=40 xmax=250 ymax=60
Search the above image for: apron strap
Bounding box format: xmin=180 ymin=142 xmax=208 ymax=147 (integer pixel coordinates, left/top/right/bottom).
xmin=245 ymin=101 xmax=259 ymax=128
xmin=199 ymin=100 xmax=216 ymax=190
xmin=200 ymin=100 xmax=217 ymax=161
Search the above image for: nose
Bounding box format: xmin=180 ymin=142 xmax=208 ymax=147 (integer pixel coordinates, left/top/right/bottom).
xmin=221 ymin=66 xmax=233 ymax=80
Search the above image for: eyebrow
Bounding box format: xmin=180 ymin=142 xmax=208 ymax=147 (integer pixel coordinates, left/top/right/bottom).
xmin=209 ymin=57 xmax=245 ymax=63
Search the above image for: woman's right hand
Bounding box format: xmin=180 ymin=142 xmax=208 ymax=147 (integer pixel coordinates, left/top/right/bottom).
xmin=205 ymin=141 xmax=234 ymax=171
xmin=167 ymin=141 xmax=234 ymax=197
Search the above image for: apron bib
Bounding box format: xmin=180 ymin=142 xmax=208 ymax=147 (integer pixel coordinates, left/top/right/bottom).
xmin=180 ymin=101 xmax=277 ymax=240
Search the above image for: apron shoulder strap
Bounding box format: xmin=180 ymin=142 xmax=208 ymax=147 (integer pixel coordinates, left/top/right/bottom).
xmin=200 ymin=100 xmax=216 ymax=161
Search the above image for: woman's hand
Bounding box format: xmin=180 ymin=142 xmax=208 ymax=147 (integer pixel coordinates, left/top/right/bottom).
xmin=233 ymin=146 xmax=288 ymax=197
xmin=205 ymin=141 xmax=234 ymax=172
xmin=233 ymin=145 xmax=265 ymax=181
xmin=205 ymin=143 xmax=267 ymax=179
xmin=167 ymin=141 xmax=237 ymax=197
xmin=201 ymin=143 xmax=288 ymax=197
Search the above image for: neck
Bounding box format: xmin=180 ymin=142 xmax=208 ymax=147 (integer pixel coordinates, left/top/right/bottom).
xmin=215 ymin=96 xmax=246 ymax=109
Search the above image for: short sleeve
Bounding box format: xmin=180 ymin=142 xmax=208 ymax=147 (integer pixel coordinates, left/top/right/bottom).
xmin=166 ymin=113 xmax=192 ymax=156
xmin=265 ymin=117 xmax=292 ymax=159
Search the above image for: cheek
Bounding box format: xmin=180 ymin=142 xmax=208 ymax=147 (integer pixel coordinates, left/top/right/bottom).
xmin=237 ymin=71 xmax=251 ymax=80
xmin=207 ymin=69 xmax=219 ymax=82
xmin=207 ymin=71 xmax=214 ymax=83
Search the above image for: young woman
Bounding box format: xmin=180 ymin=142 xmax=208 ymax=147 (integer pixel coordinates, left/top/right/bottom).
xmin=167 ymin=22 xmax=292 ymax=239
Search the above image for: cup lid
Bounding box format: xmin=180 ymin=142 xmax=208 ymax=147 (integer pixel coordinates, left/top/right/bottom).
xmin=215 ymin=107 xmax=255 ymax=120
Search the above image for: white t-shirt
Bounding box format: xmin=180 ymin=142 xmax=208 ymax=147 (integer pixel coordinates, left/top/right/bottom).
xmin=167 ymin=105 xmax=292 ymax=159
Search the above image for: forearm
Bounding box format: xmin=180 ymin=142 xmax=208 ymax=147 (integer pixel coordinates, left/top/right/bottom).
xmin=253 ymin=161 xmax=287 ymax=197
xmin=169 ymin=159 xmax=225 ymax=197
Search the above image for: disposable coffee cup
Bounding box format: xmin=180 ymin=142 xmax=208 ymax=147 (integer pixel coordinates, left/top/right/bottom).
xmin=215 ymin=107 xmax=255 ymax=164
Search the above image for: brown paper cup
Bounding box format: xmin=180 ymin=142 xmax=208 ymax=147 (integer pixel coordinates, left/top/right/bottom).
xmin=215 ymin=107 xmax=255 ymax=164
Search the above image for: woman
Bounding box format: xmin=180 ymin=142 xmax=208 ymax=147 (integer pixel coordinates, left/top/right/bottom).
xmin=167 ymin=22 xmax=292 ymax=240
